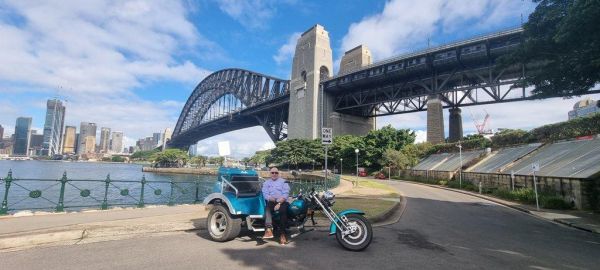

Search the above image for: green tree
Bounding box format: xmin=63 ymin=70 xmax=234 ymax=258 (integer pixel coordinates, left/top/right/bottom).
xmin=208 ymin=156 xmax=225 ymax=166
xmin=329 ymin=135 xmax=365 ymax=173
xmin=363 ymin=125 xmax=415 ymax=170
xmin=270 ymin=139 xmax=323 ymax=169
xmin=111 ymin=156 xmax=125 ymax=162
xmin=151 ymin=149 xmax=189 ymax=168
xmin=249 ymin=150 xmax=271 ymax=167
xmin=191 ymin=155 xmax=208 ymax=167
xmin=503 ymin=0 xmax=600 ymax=97
xmin=131 ymin=149 xmax=159 ymax=161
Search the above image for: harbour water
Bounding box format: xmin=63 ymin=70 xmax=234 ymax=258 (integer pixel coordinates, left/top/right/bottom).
xmin=0 ymin=160 xmax=217 ymax=213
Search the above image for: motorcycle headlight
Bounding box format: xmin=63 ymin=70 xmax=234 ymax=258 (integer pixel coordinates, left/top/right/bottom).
xmin=323 ymin=191 xmax=335 ymax=205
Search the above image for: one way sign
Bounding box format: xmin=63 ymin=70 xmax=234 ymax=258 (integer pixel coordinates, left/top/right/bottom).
xmin=321 ymin=128 xmax=332 ymax=145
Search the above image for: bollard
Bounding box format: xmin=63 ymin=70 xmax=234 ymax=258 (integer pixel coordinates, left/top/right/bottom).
xmin=138 ymin=175 xmax=146 ymax=208
xmin=101 ymin=174 xmax=110 ymax=210
xmin=1 ymin=170 xmax=13 ymax=215
xmin=56 ymin=171 xmax=68 ymax=212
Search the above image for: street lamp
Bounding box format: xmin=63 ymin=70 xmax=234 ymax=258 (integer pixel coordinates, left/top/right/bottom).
xmin=355 ymin=149 xmax=359 ymax=177
xmin=457 ymin=141 xmax=463 ymax=189
xmin=340 ymin=158 xmax=343 ymax=175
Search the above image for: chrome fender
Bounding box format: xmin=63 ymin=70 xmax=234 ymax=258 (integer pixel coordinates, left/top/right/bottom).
xmin=329 ymin=209 xmax=366 ymax=235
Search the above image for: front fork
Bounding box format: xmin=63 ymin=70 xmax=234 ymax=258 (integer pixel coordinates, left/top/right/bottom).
xmin=310 ymin=194 xmax=359 ymax=238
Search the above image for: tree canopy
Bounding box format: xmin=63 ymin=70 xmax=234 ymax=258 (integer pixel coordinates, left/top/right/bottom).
xmin=504 ymin=0 xmax=600 ymax=97
xmin=151 ymin=149 xmax=189 ymax=168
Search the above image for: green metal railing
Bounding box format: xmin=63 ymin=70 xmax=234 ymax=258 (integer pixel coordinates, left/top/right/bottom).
xmin=0 ymin=170 xmax=213 ymax=215
xmin=0 ymin=170 xmax=341 ymax=215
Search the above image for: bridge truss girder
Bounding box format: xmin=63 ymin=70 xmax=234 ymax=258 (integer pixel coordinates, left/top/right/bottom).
xmin=331 ymin=64 xmax=534 ymax=117
xmin=169 ymin=69 xmax=289 ymax=149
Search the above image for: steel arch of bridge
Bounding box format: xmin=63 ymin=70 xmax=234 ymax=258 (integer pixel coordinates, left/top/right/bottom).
xmin=170 ymin=68 xmax=290 ymax=148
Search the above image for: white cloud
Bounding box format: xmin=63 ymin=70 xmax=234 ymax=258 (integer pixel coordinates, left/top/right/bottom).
xmin=215 ymin=0 xmax=274 ymax=30
xmin=414 ymin=130 xmax=427 ymax=143
xmin=193 ymin=126 xmax=274 ymax=158
xmin=340 ymin=0 xmax=531 ymax=62
xmin=0 ymin=0 xmax=214 ymax=145
xmin=273 ymin=32 xmax=301 ymax=65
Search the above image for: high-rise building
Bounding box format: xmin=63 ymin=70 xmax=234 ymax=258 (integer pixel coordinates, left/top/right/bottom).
xmin=153 ymin=133 xmax=162 ymax=148
xmin=30 ymin=132 xmax=44 ymax=156
xmin=77 ymin=122 xmax=97 ymax=154
xmin=568 ymin=98 xmax=600 ymax=120
xmin=99 ymin=127 xmax=111 ymax=153
xmin=62 ymin=126 xmax=77 ymax=154
xmin=0 ymin=124 xmax=4 ymax=140
xmin=13 ymin=117 xmax=32 ymax=156
xmin=42 ymin=99 xmax=66 ymax=156
xmin=84 ymin=136 xmax=95 ymax=153
xmin=110 ymin=131 xmax=123 ymax=154
xmin=162 ymin=128 xmax=172 ymax=150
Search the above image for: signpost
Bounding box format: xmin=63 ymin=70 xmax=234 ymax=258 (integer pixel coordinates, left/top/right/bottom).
xmin=510 ymin=170 xmax=515 ymax=191
xmin=322 ymin=128 xmax=332 ymax=190
xmin=532 ymin=162 xmax=540 ymax=210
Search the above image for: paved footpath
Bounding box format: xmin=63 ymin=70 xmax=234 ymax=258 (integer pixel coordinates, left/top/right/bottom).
xmin=1 ymin=179 xmax=599 ymax=270
xmin=0 ymin=177 xmax=396 ymax=251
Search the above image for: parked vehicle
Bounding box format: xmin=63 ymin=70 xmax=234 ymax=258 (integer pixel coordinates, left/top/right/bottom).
xmin=204 ymin=167 xmax=373 ymax=251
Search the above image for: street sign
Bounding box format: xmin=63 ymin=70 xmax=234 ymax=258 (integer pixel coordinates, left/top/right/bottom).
xmin=218 ymin=141 xmax=231 ymax=156
xmin=532 ymin=162 xmax=540 ymax=172
xmin=321 ymin=128 xmax=332 ymax=145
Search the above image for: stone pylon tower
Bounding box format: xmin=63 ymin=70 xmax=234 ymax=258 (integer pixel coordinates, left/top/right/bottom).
xmin=326 ymin=45 xmax=375 ymax=135
xmin=427 ymin=95 xmax=445 ymax=144
xmin=288 ymin=25 xmax=333 ymax=139
xmin=448 ymin=108 xmax=463 ymax=142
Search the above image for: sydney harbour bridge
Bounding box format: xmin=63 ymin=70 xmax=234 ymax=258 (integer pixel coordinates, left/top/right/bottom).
xmin=168 ymin=25 xmax=598 ymax=149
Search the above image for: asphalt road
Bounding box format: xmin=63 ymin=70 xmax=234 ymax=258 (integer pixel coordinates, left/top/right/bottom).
xmin=2 ymin=181 xmax=600 ymax=270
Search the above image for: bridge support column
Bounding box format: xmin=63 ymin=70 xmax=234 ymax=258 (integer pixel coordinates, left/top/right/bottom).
xmin=427 ymin=95 xmax=445 ymax=144
xmin=448 ymin=107 xmax=463 ymax=143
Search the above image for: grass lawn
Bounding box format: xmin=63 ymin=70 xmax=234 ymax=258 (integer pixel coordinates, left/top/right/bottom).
xmin=332 ymin=197 xmax=397 ymax=219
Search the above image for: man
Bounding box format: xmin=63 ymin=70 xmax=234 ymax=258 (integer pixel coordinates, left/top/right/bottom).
xmin=262 ymin=167 xmax=290 ymax=245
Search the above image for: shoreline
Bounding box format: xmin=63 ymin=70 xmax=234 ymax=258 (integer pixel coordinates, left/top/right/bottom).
xmin=141 ymin=167 xmax=217 ymax=175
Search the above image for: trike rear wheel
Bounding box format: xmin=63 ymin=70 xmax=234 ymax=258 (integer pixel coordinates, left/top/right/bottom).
xmin=207 ymin=205 xmax=242 ymax=242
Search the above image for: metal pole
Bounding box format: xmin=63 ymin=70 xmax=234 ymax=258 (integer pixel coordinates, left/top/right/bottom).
xmin=340 ymin=159 xmax=343 ymax=175
xmin=138 ymin=175 xmax=146 ymax=208
xmin=1 ymin=170 xmax=13 ymax=215
xmin=533 ymin=171 xmax=540 ymax=210
xmin=458 ymin=143 xmax=463 ymax=189
xmin=388 ymin=166 xmax=391 ymax=181
xmin=325 ymin=146 xmax=328 ymax=191
xmin=56 ymin=171 xmax=67 ymax=212
xmin=355 ymin=150 xmax=359 ymax=177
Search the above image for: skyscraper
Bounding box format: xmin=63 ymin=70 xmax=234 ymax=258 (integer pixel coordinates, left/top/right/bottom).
xmin=99 ymin=127 xmax=111 ymax=153
xmin=62 ymin=126 xmax=77 ymax=154
xmin=0 ymin=124 xmax=4 ymax=139
xmin=162 ymin=128 xmax=172 ymax=150
xmin=42 ymin=99 xmax=66 ymax=156
xmin=13 ymin=117 xmax=32 ymax=156
xmin=153 ymin=133 xmax=162 ymax=148
xmin=77 ymin=122 xmax=97 ymax=154
xmin=110 ymin=131 xmax=123 ymax=154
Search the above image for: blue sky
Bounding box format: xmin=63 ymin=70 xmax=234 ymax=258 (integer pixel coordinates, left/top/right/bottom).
xmin=1 ymin=0 xmax=598 ymax=157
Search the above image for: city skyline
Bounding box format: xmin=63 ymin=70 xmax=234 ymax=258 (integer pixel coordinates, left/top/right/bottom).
xmin=1 ymin=1 xmax=600 ymax=157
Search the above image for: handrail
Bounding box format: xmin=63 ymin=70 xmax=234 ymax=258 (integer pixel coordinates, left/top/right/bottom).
xmin=220 ymin=176 xmax=239 ymax=197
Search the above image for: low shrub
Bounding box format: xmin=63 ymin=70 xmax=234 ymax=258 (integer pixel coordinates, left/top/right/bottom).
xmin=541 ymin=196 xmax=573 ymax=210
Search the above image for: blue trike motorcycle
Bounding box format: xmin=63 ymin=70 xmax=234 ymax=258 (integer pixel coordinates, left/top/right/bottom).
xmin=203 ymin=167 xmax=373 ymax=251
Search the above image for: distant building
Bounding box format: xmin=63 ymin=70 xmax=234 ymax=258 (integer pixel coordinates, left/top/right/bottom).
xmin=13 ymin=117 xmax=32 ymax=156
xmin=162 ymin=128 xmax=172 ymax=150
xmin=128 ymin=146 xmax=134 ymax=153
xmin=78 ymin=122 xmax=97 ymax=154
xmin=41 ymin=99 xmax=66 ymax=156
xmin=62 ymin=126 xmax=77 ymax=154
xmin=0 ymin=124 xmax=4 ymax=140
xmin=99 ymin=127 xmax=111 ymax=153
xmin=153 ymin=133 xmax=162 ymax=148
xmin=189 ymin=144 xmax=197 ymax=156
xmin=110 ymin=131 xmax=123 ymax=154
xmin=568 ymin=98 xmax=600 ymax=120
xmin=84 ymin=136 xmax=96 ymax=153
xmin=30 ymin=133 xmax=44 ymax=156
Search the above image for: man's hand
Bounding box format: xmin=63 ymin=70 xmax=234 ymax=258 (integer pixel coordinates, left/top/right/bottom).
xmin=274 ymin=203 xmax=281 ymax=211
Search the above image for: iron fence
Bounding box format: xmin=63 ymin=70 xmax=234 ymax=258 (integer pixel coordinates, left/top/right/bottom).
xmin=0 ymin=170 xmax=341 ymax=215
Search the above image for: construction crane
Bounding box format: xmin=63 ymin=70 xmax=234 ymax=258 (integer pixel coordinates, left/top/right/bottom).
xmin=471 ymin=110 xmax=493 ymax=135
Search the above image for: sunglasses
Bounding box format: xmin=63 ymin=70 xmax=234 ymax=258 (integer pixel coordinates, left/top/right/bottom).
xmin=271 ymin=172 xmax=279 ymax=174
